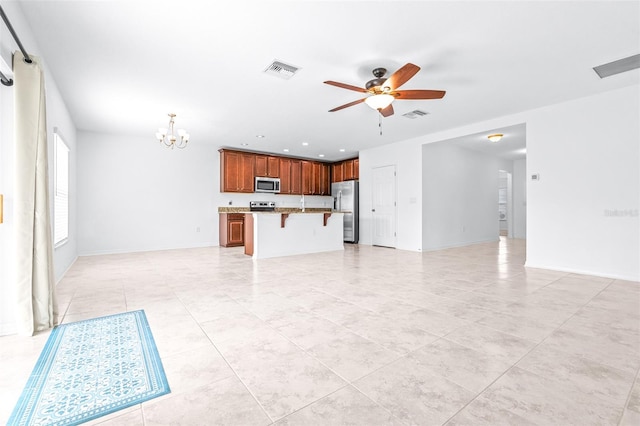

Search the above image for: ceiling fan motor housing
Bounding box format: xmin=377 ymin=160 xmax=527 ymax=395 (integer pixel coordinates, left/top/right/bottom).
xmin=365 ymin=67 xmax=389 ymax=91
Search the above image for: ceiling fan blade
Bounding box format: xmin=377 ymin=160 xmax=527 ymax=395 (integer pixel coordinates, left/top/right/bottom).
xmin=328 ymin=98 xmax=366 ymax=112
xmin=384 ymin=63 xmax=420 ymax=91
xmin=393 ymin=89 xmax=446 ymax=100
xmin=324 ymin=80 xmax=368 ymax=93
xmin=379 ymin=104 xmax=394 ymax=117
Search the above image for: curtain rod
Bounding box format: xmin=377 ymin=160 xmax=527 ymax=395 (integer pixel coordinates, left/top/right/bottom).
xmin=0 ymin=4 xmax=33 ymax=86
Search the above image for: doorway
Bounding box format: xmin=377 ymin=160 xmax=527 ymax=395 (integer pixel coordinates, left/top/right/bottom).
xmin=498 ymin=170 xmax=513 ymax=237
xmin=372 ymin=165 xmax=396 ymax=248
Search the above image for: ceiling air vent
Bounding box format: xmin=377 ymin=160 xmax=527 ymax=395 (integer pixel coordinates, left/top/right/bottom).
xmin=264 ymin=60 xmax=300 ymax=80
xmin=402 ymin=110 xmax=429 ymax=119
xmin=593 ymin=54 xmax=640 ymax=79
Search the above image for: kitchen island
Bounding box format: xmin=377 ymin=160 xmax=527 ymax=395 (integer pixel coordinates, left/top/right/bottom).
xmin=244 ymin=211 xmax=344 ymax=259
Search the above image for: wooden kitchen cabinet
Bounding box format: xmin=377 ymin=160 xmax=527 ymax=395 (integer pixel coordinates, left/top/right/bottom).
xmin=255 ymin=155 xmax=280 ymax=178
xmin=301 ymin=160 xmax=313 ymax=195
xmin=220 ymin=150 xmax=255 ymax=193
xmin=320 ymin=163 xmax=330 ymax=195
xmin=331 ymin=162 xmax=343 ymax=183
xmin=219 ymin=213 xmax=245 ymax=247
xmin=279 ymin=158 xmax=291 ymax=194
xmin=220 ymin=148 xmax=347 ymax=193
xmin=331 ymin=158 xmax=359 ymax=182
xmin=290 ymin=160 xmax=302 ymax=194
xmin=343 ymin=159 xmax=355 ymax=181
xmin=302 ymin=161 xmax=330 ymax=195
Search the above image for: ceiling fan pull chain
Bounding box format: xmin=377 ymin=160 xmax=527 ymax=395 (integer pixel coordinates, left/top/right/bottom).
xmin=379 ymin=113 xmax=383 ymax=136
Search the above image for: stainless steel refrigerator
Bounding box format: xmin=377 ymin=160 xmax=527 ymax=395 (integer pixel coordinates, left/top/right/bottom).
xmin=332 ymin=180 xmax=359 ymax=243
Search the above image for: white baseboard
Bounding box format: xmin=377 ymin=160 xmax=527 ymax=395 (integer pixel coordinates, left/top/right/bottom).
xmin=524 ymin=261 xmax=639 ymax=282
xmin=78 ymin=242 xmax=217 ymax=257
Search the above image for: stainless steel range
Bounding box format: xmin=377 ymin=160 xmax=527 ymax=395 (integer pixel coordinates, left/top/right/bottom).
xmin=249 ymin=201 xmax=276 ymax=212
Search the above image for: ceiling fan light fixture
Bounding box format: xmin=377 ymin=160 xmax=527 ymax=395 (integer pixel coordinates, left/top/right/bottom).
xmin=487 ymin=133 xmax=504 ymax=143
xmin=365 ymin=94 xmax=394 ymax=110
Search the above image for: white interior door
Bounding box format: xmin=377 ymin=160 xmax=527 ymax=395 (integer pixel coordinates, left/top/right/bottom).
xmin=372 ymin=165 xmax=396 ymax=247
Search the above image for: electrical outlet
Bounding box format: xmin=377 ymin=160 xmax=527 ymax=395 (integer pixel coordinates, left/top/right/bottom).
xmin=196 ymin=227 xmax=200 ymax=232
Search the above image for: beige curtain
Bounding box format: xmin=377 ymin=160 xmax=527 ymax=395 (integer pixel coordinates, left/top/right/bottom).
xmin=14 ymin=51 xmax=58 ymax=336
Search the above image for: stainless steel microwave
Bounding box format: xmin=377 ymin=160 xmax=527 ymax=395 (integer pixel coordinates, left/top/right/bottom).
xmin=255 ymin=177 xmax=280 ymax=193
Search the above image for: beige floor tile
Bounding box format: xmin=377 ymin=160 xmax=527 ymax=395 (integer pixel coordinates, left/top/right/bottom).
xmin=160 ymin=345 xmax=234 ymax=395
xmin=479 ymin=366 xmax=623 ymax=425
xmin=3 ymin=239 xmax=638 ymax=426
xmin=275 ymin=385 xmax=402 ymax=425
xmin=410 ymin=338 xmax=512 ymax=393
xmin=538 ymin=326 xmax=640 ymax=374
xmin=443 ymin=323 xmax=537 ymax=364
xmin=516 ymin=344 xmax=634 ymax=405
xmin=273 ymin=314 xmax=352 ymax=350
xmin=355 ymin=356 xmax=476 ymax=426
xmin=84 ymin=406 xmax=143 ymax=425
xmin=307 ymin=331 xmax=400 ymax=382
xmin=142 ymin=377 xmax=271 ymax=425
xmin=339 ymin=310 xmax=440 ymax=355
xmin=446 ymin=396 xmax=537 ymax=425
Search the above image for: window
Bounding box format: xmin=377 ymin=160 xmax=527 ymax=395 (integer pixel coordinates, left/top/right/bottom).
xmin=54 ymin=133 xmax=69 ymax=247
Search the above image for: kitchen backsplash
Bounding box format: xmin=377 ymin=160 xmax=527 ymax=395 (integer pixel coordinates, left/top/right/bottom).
xmin=221 ymin=192 xmax=333 ymax=209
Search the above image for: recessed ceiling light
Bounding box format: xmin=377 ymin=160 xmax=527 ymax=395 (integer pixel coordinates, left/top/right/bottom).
xmin=339 ymin=148 xmax=346 ymax=152
xmin=487 ymin=133 xmax=503 ymax=142
xmin=302 ymin=142 xmax=309 ymax=146
xmin=283 ymin=148 xmax=289 ymax=152
xmin=256 ymin=135 xmax=265 ymax=138
xmin=241 ymin=143 xmax=249 ymax=146
xmin=318 ymin=154 xmax=325 ymax=158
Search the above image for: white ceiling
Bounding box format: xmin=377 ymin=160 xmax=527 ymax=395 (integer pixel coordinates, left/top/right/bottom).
xmin=13 ymin=0 xmax=640 ymax=161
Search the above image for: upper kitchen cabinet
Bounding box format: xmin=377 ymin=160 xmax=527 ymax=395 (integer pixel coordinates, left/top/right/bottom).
xmin=331 ymin=162 xmax=343 ymax=183
xmin=302 ymin=161 xmax=330 ymax=195
xmin=220 ymin=149 xmax=255 ymax=193
xmin=320 ymin=163 xmax=330 ymax=195
xmin=255 ymin=155 xmax=280 ymax=178
xmin=290 ymin=160 xmax=302 ymax=195
xmin=333 ymin=158 xmax=359 ymax=182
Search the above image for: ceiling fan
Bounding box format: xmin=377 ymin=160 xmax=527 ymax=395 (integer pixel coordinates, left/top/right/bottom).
xmin=324 ymin=63 xmax=446 ymax=117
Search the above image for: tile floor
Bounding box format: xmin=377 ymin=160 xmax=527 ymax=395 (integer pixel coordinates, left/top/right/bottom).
xmin=1 ymin=238 xmax=639 ymax=425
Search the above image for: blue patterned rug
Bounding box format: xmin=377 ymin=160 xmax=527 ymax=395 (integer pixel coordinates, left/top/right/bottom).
xmin=8 ymin=310 xmax=170 ymax=426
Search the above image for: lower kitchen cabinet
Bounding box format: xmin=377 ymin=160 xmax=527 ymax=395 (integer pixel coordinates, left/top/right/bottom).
xmin=219 ymin=213 xmax=245 ymax=247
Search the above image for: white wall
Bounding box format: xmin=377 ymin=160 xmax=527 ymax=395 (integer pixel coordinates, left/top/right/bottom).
xmin=422 ymin=144 xmax=501 ymax=251
xmin=525 ymin=87 xmax=639 ymax=280
xmin=512 ymin=158 xmax=527 ymax=239
xmin=77 ymin=132 xmax=218 ymax=255
xmin=0 ymin=2 xmax=77 ymax=335
xmin=77 ymin=136 xmax=333 ymax=255
xmin=359 ymin=85 xmax=639 ymax=280
xmin=359 ymin=139 xmax=423 ymax=251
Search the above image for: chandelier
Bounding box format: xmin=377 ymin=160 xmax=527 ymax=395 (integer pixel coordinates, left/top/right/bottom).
xmin=156 ymin=113 xmax=190 ymax=149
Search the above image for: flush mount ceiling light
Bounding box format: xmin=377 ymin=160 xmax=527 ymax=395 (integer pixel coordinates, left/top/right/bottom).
xmin=364 ymin=93 xmax=395 ymax=111
xmin=487 ymin=133 xmax=504 ymax=142
xmin=156 ymin=113 xmax=189 ymax=149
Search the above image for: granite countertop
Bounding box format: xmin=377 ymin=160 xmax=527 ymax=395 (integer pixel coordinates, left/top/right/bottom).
xmin=218 ymin=207 xmax=332 ymax=213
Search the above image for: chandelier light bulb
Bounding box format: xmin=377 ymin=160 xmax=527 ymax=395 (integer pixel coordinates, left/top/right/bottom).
xmin=156 ymin=114 xmax=189 ymax=149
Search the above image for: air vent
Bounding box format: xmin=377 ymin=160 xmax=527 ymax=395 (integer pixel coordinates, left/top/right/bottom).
xmin=593 ymin=54 xmax=640 ymax=79
xmin=264 ymin=60 xmax=300 ymax=80
xmin=402 ymin=110 xmax=429 ymax=119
